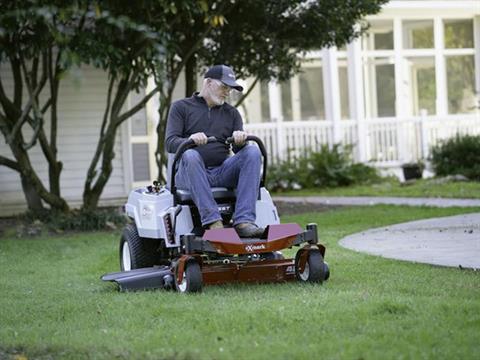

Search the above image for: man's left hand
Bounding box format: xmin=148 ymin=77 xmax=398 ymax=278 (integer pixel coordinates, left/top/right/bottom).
xmin=232 ymin=130 xmax=248 ymax=146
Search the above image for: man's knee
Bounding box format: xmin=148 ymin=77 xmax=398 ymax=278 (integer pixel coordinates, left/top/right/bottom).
xmin=240 ymin=144 xmax=261 ymax=160
xmin=182 ymin=149 xmax=203 ymax=165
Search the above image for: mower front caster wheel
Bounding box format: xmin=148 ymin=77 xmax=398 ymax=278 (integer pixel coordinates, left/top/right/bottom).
xmin=295 ymin=250 xmax=327 ymax=283
xmin=175 ymin=261 xmax=203 ymax=293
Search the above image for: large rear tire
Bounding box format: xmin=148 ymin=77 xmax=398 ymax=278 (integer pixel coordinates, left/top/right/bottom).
xmin=294 ymin=250 xmax=326 ymax=283
xmin=119 ymin=223 xmax=161 ymax=271
xmin=175 ymin=260 xmax=202 ymax=293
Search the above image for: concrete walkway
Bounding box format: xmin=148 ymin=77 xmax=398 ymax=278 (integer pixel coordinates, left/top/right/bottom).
xmin=339 ymin=213 xmax=480 ymax=269
xmin=273 ymin=196 xmax=480 ymax=269
xmin=273 ymin=195 xmax=480 ymax=208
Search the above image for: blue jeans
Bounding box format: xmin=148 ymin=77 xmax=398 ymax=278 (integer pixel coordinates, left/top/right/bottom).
xmin=175 ymin=145 xmax=261 ymax=226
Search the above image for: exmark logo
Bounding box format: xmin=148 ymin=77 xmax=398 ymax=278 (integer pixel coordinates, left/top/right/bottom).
xmin=245 ymin=244 xmax=266 ymax=252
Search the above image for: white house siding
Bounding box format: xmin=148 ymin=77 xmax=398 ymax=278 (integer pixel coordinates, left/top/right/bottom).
xmin=0 ymin=66 xmax=128 ymax=216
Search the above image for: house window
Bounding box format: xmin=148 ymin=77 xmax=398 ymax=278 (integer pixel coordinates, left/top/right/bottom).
xmin=132 ymin=143 xmax=150 ymax=182
xmin=260 ymin=81 xmax=271 ymax=122
xmin=403 ymin=20 xmax=434 ymax=49
xmin=280 ymin=80 xmax=293 ymax=121
xmin=446 ymin=55 xmax=476 ymax=114
xmin=129 ymin=89 xmax=153 ymax=185
xmin=405 ymin=57 xmax=436 ymax=116
xmin=444 ymin=19 xmax=474 ymax=49
xmin=364 ymin=57 xmax=396 ymax=118
xmin=299 ymin=66 xmax=325 ymax=120
xmin=280 ymin=61 xmax=325 ymax=121
xmin=338 ymin=60 xmax=350 ymax=119
xmin=363 ymin=20 xmax=394 ymax=50
xmin=131 ymin=101 xmax=148 ymax=136
xmin=443 ymin=18 xmax=475 ymax=114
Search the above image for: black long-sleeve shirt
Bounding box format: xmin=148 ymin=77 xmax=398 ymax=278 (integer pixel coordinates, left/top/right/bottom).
xmin=165 ymin=93 xmax=244 ymax=167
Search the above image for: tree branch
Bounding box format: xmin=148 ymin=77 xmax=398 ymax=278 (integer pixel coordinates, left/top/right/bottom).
xmin=117 ymin=85 xmax=160 ymax=124
xmin=0 ymin=155 xmax=20 ymax=171
xmin=11 ymin=56 xmax=23 ymax=109
xmin=9 ymin=51 xmax=48 ymax=148
xmin=234 ymin=76 xmax=260 ymax=107
xmin=100 ymin=74 xmax=116 ymax=139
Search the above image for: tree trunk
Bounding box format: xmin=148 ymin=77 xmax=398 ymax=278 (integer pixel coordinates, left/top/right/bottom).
xmin=20 ymin=174 xmax=44 ymax=213
xmin=185 ymin=56 xmax=197 ymax=97
xmin=155 ymin=105 xmax=168 ymax=183
xmin=11 ymin=138 xmax=69 ymax=212
xmin=82 ymin=123 xmax=117 ymax=212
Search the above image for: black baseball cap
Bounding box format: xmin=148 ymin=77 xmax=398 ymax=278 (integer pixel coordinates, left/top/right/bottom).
xmin=204 ymin=65 xmax=243 ymax=92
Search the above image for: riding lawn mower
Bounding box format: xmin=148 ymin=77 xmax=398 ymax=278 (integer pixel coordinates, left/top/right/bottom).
xmin=102 ymin=136 xmax=330 ymax=293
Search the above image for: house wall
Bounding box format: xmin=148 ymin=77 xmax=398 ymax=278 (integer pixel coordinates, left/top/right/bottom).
xmin=0 ymin=66 xmax=128 ymax=216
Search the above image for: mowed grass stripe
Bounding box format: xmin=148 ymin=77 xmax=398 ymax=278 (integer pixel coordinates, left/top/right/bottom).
xmin=1 ymin=205 xmax=479 ymax=360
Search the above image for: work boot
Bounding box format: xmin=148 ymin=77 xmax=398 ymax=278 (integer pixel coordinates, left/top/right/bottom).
xmin=235 ymin=223 xmax=264 ymax=238
xmin=208 ymin=220 xmax=224 ymax=229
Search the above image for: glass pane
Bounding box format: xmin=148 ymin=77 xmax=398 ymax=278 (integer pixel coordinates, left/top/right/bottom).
xmin=131 ymin=90 xmax=148 ymax=136
xmin=363 ymin=20 xmax=394 ymax=50
xmin=403 ymin=20 xmax=434 ymax=49
xmin=132 ymin=143 xmax=151 ymax=182
xmin=446 ymin=55 xmax=476 ymax=114
xmin=280 ymin=80 xmax=293 ymax=121
xmin=131 ymin=115 xmax=148 ymax=136
xmin=260 ymin=81 xmax=271 ymax=122
xmin=364 ymin=58 xmax=396 ymax=117
xmin=338 ymin=64 xmax=350 ymax=119
xmin=406 ymin=57 xmax=436 ymax=116
xmin=299 ymin=66 xmax=325 ymax=120
xmin=444 ymin=19 xmax=474 ymax=49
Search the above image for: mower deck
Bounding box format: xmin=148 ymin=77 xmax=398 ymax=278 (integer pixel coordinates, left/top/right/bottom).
xmin=102 ymin=223 xmax=327 ymax=292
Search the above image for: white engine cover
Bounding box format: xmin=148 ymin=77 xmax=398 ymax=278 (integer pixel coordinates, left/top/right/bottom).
xmin=255 ymin=188 xmax=280 ymax=228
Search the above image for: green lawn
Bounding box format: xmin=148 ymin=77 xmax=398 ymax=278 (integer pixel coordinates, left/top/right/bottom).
xmin=274 ymin=179 xmax=480 ymax=199
xmin=1 ymin=205 xmax=480 ymax=359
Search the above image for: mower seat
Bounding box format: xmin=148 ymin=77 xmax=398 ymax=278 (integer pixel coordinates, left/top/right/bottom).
xmin=176 ymin=187 xmax=236 ymax=204
xmin=167 ymin=153 xmax=236 ymax=205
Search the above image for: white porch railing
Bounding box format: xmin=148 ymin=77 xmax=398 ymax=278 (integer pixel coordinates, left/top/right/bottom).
xmin=245 ymin=113 xmax=480 ymax=167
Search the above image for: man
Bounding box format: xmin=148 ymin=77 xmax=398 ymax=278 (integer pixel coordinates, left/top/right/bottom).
xmin=165 ymin=64 xmax=264 ymax=238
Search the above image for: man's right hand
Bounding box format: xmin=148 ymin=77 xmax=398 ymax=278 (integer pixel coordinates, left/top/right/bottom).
xmin=189 ymin=132 xmax=208 ymax=145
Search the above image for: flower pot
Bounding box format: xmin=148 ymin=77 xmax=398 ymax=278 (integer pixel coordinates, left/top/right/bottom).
xmin=402 ymin=164 xmax=423 ymax=180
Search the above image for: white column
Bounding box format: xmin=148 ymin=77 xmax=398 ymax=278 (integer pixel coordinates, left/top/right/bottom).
xmin=434 ymin=17 xmax=448 ymax=116
xmin=474 ymin=16 xmax=480 ymax=110
xmin=323 ymin=48 xmax=342 ymax=145
xmin=419 ymin=109 xmax=429 ymax=159
xmin=348 ymin=38 xmax=367 ymax=162
xmin=268 ymin=80 xmax=285 ymax=161
xmin=394 ymin=17 xmax=409 ymax=163
xmin=290 ymin=76 xmax=301 ymax=121
xmin=394 ymin=17 xmax=407 ymax=118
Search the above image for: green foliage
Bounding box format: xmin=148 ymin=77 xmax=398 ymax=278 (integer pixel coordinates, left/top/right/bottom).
xmin=21 ymin=208 xmax=127 ymax=233
xmin=200 ymin=0 xmax=389 ymax=82
xmin=267 ymin=144 xmax=381 ymax=191
xmin=431 ymin=134 xmax=480 ymax=180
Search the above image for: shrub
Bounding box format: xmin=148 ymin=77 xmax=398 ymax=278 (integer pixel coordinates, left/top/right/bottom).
xmin=430 ymin=134 xmax=480 ymax=180
xmin=267 ymin=144 xmax=381 ymax=191
xmin=21 ymin=207 xmax=128 ymax=233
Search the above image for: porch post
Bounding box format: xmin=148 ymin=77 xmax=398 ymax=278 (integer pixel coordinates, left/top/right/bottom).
xmin=348 ymin=38 xmax=367 ymax=162
xmin=323 ymin=48 xmax=342 ymax=146
xmin=420 ymin=109 xmax=429 ymax=159
xmin=474 ymin=16 xmax=480 ymax=109
xmin=434 ymin=17 xmax=448 ymax=116
xmin=394 ymin=17 xmax=409 ymax=163
xmin=268 ymin=80 xmax=285 ymax=162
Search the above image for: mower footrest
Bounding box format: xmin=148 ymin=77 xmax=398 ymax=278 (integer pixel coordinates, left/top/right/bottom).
xmin=101 ymin=266 xmax=173 ymax=291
